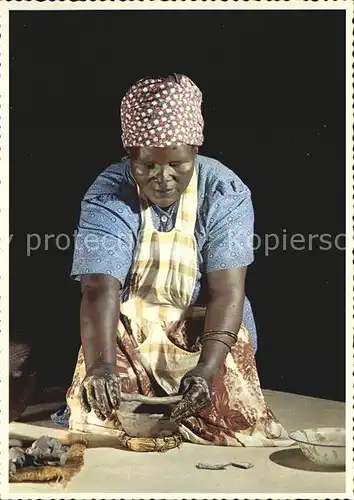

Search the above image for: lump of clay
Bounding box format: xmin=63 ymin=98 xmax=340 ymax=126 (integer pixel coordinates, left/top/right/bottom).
xmin=26 ymin=436 xmax=69 ymax=466
xmin=9 ymin=446 xmax=26 ymax=474
xmin=9 ymin=435 xmax=69 ymax=476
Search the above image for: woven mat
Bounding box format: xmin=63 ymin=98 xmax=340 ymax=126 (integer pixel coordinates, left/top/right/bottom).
xmin=9 ymin=438 xmax=87 ymax=486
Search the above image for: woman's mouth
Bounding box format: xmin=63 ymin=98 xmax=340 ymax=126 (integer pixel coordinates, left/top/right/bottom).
xmin=153 ymin=188 xmax=175 ymax=197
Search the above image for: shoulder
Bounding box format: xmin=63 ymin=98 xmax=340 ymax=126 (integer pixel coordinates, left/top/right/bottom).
xmin=198 ymin=156 xmax=255 ymax=270
xmin=83 ymin=157 xmax=135 ymax=200
xmin=81 ymin=157 xmax=139 ymax=211
xmin=197 ymin=154 xmax=251 ymax=208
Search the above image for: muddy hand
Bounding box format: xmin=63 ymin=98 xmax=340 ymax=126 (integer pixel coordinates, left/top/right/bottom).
xmin=79 ymin=362 xmax=121 ymax=421
xmin=171 ymin=372 xmax=212 ymax=424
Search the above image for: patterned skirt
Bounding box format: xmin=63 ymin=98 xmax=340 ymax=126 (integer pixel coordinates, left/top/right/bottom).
xmin=67 ymin=311 xmax=292 ymax=448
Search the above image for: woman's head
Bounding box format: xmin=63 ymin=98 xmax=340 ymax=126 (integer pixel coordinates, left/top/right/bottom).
xmin=120 ymin=74 xmax=204 ymax=207
xmin=128 ymin=145 xmax=197 ymax=207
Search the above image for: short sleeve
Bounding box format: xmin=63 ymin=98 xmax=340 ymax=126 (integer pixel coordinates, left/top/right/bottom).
xmin=71 ymin=193 xmax=137 ymax=286
xmin=203 ymin=178 xmax=255 ymax=273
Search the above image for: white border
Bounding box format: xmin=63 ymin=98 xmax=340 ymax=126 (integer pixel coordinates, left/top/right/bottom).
xmin=345 ymin=2 xmax=354 ymax=495
xmin=1 ymin=1 xmax=352 ymax=499
xmin=0 ymin=3 xmax=10 ymax=500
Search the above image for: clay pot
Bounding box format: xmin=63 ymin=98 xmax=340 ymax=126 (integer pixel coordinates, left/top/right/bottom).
xmin=117 ymin=394 xmax=181 ymax=438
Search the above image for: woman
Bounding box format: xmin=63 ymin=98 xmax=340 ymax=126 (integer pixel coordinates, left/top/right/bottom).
xmin=66 ymin=74 xmax=291 ymax=447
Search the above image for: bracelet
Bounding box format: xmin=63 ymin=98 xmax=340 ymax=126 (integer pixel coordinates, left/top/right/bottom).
xmin=199 ymin=337 xmax=232 ymax=352
xmin=199 ymin=334 xmax=236 ymax=349
xmin=202 ymin=329 xmax=238 ymax=337
xmin=201 ymin=330 xmax=239 ymax=342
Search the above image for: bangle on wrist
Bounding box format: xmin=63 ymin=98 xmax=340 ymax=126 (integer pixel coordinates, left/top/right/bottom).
xmin=199 ymin=337 xmax=232 ymax=352
xmin=200 ymin=329 xmax=239 ymax=345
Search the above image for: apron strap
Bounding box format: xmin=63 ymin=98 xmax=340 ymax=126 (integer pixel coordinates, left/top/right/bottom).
xmin=135 ymin=185 xmax=155 ymax=232
xmin=174 ymin=164 xmax=198 ymax=234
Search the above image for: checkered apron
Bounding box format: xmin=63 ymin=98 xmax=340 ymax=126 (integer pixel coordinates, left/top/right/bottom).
xmin=67 ymin=166 xmax=202 ymax=434
xmin=118 ymin=165 xmax=201 ymax=395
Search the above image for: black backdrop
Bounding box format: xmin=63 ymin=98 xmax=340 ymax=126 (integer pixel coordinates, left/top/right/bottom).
xmin=10 ymin=10 xmax=345 ymax=402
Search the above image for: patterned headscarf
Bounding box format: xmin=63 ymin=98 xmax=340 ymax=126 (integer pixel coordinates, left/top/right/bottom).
xmin=120 ymin=74 xmax=204 ymax=148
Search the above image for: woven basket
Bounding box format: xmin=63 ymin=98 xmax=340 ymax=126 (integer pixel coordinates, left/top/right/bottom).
xmin=119 ymin=433 xmax=182 ymax=452
xmin=9 ymin=438 xmax=87 ymax=485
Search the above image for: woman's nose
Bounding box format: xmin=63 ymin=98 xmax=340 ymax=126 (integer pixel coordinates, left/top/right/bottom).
xmin=156 ymin=165 xmax=171 ymax=184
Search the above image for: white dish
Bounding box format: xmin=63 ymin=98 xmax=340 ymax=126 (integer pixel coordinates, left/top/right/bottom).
xmin=288 ymin=427 xmax=345 ymax=467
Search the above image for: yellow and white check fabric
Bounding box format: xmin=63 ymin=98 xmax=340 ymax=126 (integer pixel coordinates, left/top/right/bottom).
xmin=118 ymin=165 xmax=201 ymax=394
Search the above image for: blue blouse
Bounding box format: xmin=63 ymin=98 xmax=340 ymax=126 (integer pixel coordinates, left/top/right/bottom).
xmin=71 ymin=154 xmax=257 ymax=351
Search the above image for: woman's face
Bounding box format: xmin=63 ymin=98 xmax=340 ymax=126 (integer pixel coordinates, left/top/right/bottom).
xmin=129 ymin=145 xmax=197 ymax=207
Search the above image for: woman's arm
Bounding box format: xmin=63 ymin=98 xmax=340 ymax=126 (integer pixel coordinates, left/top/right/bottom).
xmin=197 ymin=266 xmax=247 ymax=374
xmin=171 ymin=267 xmax=247 ymax=424
xmin=78 ymin=273 xmax=122 ymax=420
xmin=70 ymin=166 xmax=137 ymax=419
xmin=80 ymin=273 xmax=121 ymax=372
xmin=171 ymin=173 xmax=253 ymax=423
xmin=196 ymin=176 xmax=254 ymax=374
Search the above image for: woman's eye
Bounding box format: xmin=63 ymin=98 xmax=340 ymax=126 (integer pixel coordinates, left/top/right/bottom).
xmin=169 ymin=162 xmax=181 ymax=168
xmin=145 ymin=163 xmax=155 ymax=170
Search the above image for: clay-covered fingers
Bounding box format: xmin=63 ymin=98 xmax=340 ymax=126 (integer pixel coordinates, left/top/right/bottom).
xmin=80 ymin=378 xmax=105 ymax=420
xmin=92 ymin=378 xmax=113 ymax=420
xmin=171 ymin=388 xmax=206 ymax=423
xmin=79 ymin=383 xmax=91 ymax=414
xmin=79 ymin=374 xmax=121 ymax=421
xmin=171 ymin=377 xmax=211 ymax=424
xmin=105 ymin=373 xmax=121 ymax=410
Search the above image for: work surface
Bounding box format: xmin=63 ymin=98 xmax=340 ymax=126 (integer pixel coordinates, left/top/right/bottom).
xmin=8 ymin=390 xmax=346 ymax=496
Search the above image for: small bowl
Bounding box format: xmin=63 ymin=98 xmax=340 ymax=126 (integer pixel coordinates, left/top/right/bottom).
xmin=117 ymin=400 xmax=179 ymax=438
xmin=289 ymin=427 xmax=345 ymax=467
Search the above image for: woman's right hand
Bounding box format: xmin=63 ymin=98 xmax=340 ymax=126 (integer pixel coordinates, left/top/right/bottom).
xmin=79 ymin=362 xmax=121 ymax=421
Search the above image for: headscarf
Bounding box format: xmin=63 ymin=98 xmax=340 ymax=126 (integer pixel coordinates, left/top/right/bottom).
xmin=120 ymin=74 xmax=204 ymax=148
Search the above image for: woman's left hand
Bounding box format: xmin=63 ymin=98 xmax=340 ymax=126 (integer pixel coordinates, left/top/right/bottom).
xmin=170 ymin=365 xmax=213 ymax=424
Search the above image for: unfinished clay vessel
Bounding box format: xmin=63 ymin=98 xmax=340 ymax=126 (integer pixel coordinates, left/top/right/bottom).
xmin=117 ymin=393 xmax=182 ymax=438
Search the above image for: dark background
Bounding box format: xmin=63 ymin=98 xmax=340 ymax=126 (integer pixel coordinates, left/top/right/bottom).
xmin=10 ymin=10 xmax=345 ymax=401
